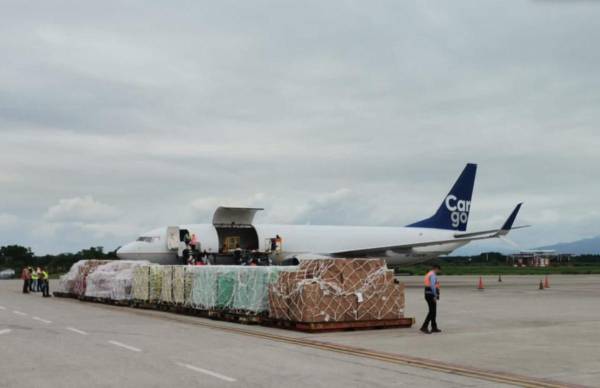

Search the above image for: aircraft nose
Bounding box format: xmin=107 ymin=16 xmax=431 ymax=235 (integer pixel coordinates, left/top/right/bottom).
xmin=116 ymin=242 xmax=136 ymax=260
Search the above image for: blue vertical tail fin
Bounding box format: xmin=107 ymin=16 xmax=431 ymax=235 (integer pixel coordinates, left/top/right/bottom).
xmin=408 ymin=163 xmax=477 ymax=231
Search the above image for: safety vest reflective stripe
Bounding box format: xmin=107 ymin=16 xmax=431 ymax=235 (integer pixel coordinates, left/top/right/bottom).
xmin=424 ymin=270 xmax=435 ymax=287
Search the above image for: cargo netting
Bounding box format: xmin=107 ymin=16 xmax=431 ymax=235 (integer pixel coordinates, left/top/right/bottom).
xmin=268 ymin=259 xmax=404 ymax=323
xmin=85 ymin=261 xmax=150 ymax=300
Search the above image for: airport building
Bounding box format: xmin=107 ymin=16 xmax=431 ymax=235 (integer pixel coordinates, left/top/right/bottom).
xmin=507 ymin=250 xmax=572 ymax=267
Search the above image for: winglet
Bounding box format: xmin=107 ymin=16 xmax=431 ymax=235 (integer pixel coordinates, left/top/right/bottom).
xmin=500 ymin=203 xmax=523 ymax=233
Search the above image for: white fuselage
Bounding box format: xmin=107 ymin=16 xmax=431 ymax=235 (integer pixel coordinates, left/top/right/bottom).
xmin=116 ymin=224 xmax=467 ymax=265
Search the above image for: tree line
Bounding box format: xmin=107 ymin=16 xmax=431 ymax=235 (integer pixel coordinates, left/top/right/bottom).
xmin=1 ymin=245 xmax=599 ymax=277
xmin=0 ymin=245 xmax=117 ymax=275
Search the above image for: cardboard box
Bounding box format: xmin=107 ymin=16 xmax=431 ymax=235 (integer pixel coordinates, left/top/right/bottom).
xmin=356 ymin=283 xmax=404 ymax=321
xmin=343 ymin=260 xmax=389 ymax=292
xmin=298 ymin=259 xmax=345 ymax=289
xmin=288 ymin=283 xmax=358 ymax=322
xmin=288 ymin=283 xmax=323 ymax=322
xmin=268 ymin=285 xmax=288 ymax=319
xmin=320 ymin=294 xmax=357 ymax=322
xmin=277 ymin=270 xmax=309 ymax=293
xmin=377 ymin=283 xmax=405 ymax=320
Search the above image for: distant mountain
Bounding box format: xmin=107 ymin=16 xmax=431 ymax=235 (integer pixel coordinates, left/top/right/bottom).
xmin=537 ymin=236 xmax=600 ymax=255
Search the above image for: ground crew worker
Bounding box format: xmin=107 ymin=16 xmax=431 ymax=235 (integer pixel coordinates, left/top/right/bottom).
xmin=36 ymin=267 xmax=43 ymax=292
xmin=21 ymin=266 xmax=31 ymax=294
xmin=41 ymin=268 xmax=50 ymax=297
xmin=190 ymin=234 xmax=198 ymax=250
xmin=420 ymin=264 xmax=441 ymax=334
xmin=27 ymin=267 xmax=34 ymax=292
xmin=30 ymin=268 xmax=38 ymax=292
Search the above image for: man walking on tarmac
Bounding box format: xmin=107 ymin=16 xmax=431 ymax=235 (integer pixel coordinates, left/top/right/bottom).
xmin=420 ymin=264 xmax=441 ymax=334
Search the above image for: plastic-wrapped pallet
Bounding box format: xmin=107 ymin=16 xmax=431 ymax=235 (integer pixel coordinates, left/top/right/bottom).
xmin=72 ymin=260 xmax=111 ymax=296
xmin=188 ymin=266 xmax=296 ymax=313
xmin=85 ymin=261 xmax=150 ymax=300
xmin=56 ymin=260 xmax=88 ymax=294
xmin=184 ymin=266 xmax=202 ymax=306
xmin=132 ymin=265 xmax=150 ymax=301
xmin=216 ymin=269 xmax=236 ymax=309
xmin=172 ymin=266 xmax=186 ymax=304
xmin=190 ymin=266 xmax=219 ymax=309
xmin=160 ymin=266 xmax=174 ymax=303
xmin=112 ymin=261 xmax=151 ymax=301
xmin=232 ymin=267 xmax=296 ymax=313
xmin=148 ymin=265 xmax=163 ymax=302
xmin=269 ymin=258 xmax=404 ymax=323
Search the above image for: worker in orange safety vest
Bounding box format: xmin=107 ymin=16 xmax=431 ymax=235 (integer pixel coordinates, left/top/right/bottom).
xmin=420 ymin=264 xmax=442 ymax=334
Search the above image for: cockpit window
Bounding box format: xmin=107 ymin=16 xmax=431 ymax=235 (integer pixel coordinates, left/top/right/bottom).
xmin=136 ymin=236 xmax=159 ymax=243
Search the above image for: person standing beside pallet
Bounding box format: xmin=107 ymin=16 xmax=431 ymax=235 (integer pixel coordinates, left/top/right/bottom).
xmin=41 ymin=268 xmax=51 ymax=297
xmin=30 ymin=267 xmax=38 ymax=292
xmin=420 ymin=264 xmax=441 ymax=334
xmin=21 ymin=266 xmax=31 ymax=294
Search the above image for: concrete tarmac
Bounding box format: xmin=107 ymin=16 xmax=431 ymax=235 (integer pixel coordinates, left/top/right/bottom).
xmin=0 ymin=275 xmax=598 ymax=388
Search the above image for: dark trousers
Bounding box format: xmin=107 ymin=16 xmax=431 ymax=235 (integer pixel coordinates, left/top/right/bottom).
xmin=42 ymin=280 xmax=50 ymax=297
xmin=22 ymin=279 xmax=29 ymax=293
xmin=422 ymin=294 xmax=438 ymax=330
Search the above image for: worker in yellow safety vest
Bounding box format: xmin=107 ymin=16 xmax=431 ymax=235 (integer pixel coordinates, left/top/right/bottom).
xmin=420 ymin=264 xmax=441 ymax=334
xmin=41 ymin=268 xmax=51 ymax=298
xmin=30 ymin=268 xmax=38 ymax=292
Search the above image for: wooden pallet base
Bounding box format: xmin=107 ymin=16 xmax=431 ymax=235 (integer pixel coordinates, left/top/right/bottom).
xmin=265 ymin=317 xmax=415 ymax=333
xmin=208 ymin=310 xmax=265 ymax=325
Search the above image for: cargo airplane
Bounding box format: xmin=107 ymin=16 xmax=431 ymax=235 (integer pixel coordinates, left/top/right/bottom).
xmin=116 ymin=163 xmax=526 ymax=265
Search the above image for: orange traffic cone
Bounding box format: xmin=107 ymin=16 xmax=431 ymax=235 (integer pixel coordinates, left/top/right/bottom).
xmin=477 ymin=276 xmax=484 ymax=290
xmin=544 ymin=275 xmax=550 ymax=289
xmin=539 ymin=280 xmax=544 ymax=290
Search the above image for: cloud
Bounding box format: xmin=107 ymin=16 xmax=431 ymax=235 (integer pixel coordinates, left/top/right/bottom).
xmin=292 ymin=189 xmax=375 ymax=225
xmin=44 ymin=196 xmax=118 ymax=223
xmin=0 ymin=213 xmax=19 ymax=230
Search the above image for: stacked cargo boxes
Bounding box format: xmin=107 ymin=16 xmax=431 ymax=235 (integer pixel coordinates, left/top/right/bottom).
xmin=187 ymin=266 xmax=295 ymax=314
xmin=71 ymin=260 xmax=111 ymax=297
xmin=269 ymin=259 xmax=404 ymax=323
xmin=148 ymin=265 xmax=163 ymax=303
xmin=172 ymin=266 xmax=186 ymax=305
xmin=160 ymin=266 xmax=174 ymax=304
xmin=190 ymin=267 xmax=219 ymax=309
xmin=132 ymin=265 xmax=150 ymax=302
xmin=85 ymin=261 xmax=149 ymax=300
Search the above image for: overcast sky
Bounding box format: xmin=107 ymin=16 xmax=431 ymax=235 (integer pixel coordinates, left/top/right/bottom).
xmin=1 ymin=1 xmax=599 ymax=255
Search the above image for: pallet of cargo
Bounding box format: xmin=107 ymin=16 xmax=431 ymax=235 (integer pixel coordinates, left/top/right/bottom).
xmin=265 ymin=317 xmax=415 ymax=333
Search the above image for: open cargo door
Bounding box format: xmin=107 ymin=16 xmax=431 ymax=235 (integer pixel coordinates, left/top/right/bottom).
xmin=212 ymin=207 xmax=263 ymax=227
xmin=212 ymin=207 xmax=262 ymax=252
xmin=166 ymin=226 xmax=180 ymax=250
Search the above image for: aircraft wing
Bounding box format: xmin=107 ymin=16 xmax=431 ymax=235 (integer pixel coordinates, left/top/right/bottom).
xmin=330 ymin=203 xmax=526 ymax=258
